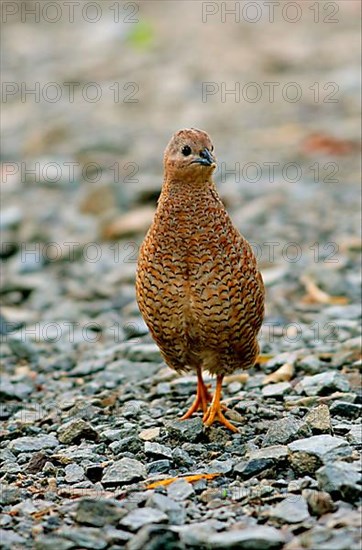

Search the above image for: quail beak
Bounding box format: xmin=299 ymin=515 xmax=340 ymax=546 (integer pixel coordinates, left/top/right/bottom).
xmin=191 ymin=147 xmax=215 ymax=167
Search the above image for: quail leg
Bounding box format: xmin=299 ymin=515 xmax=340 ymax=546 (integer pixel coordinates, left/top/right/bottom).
xmin=180 ymin=368 xmax=212 ymax=419
xmin=203 ymin=374 xmax=239 ymax=432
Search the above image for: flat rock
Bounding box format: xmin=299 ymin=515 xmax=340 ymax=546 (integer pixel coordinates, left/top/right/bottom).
xmin=262 ymin=382 xmax=292 ymax=398
xmin=58 ymin=419 xmax=98 ymax=444
xmin=0 ymin=485 xmax=21 ymax=505
xmin=0 ymin=379 xmax=33 ymax=400
xmin=206 ymin=525 xmax=285 ymax=549
xmin=54 ymin=528 xmax=107 ymax=549
xmin=249 ymin=445 xmax=289 ymax=461
xmin=234 ymin=457 xmax=273 ymax=478
xmin=120 ymin=507 xmax=168 ymax=531
xmin=262 ymin=417 xmax=308 ymax=446
xmin=206 ymin=458 xmax=234 ymax=474
xmin=102 ymin=457 xmax=146 ymax=486
xmin=144 ymin=441 xmax=173 ymax=459
xmin=288 ymin=435 xmax=352 ymax=474
xmin=147 ymin=459 xmax=171 ymax=474
xmin=167 ymin=479 xmax=195 ymax=501
xmin=8 ymin=434 xmax=59 ymax=452
xmin=330 ymin=401 xmax=362 ymax=420
xmin=269 ymin=496 xmax=310 ymax=523
xmin=165 ymin=417 xmax=204 ymax=442
xmin=125 ymin=524 xmax=180 ymax=550
xmin=347 ymin=425 xmax=362 ymax=445
xmin=146 ymin=492 xmax=185 ymax=525
xmin=296 ymin=371 xmax=350 ymax=396
xmin=64 ymin=463 xmax=85 ymax=483
xmin=75 ymin=497 xmax=126 ymax=526
xmin=123 ymin=342 xmax=163 ymax=363
xmin=139 ymin=427 xmax=160 ymax=441
xmin=234 ymin=445 xmax=288 ymax=478
xmin=0 ymin=529 xmax=26 ymax=549
xmin=316 ymin=461 xmax=361 ymax=502
xmin=35 ymin=535 xmax=75 ymax=550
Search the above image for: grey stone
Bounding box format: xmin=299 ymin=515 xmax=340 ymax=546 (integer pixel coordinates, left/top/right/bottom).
xmin=146 ymin=492 xmax=185 ymax=525
xmin=330 ymin=401 xmax=362 ymax=419
xmin=347 ymin=425 xmax=362 ymax=445
xmin=0 ymin=379 xmax=33 ymax=400
xmin=123 ymin=342 xmax=163 ymax=363
xmin=176 ymin=520 xmax=224 ymax=546
xmin=172 ymin=447 xmax=195 ymax=468
xmin=234 ymin=444 xmax=288 ymax=478
xmin=166 ymin=417 xmax=204 ymax=442
xmin=120 ymin=507 xmax=168 ymax=531
xmin=262 ymin=416 xmax=308 ymax=446
xmin=316 ymin=461 xmax=361 ymax=502
xmin=262 ymin=382 xmax=292 ymax=398
xmin=101 ymin=428 xmax=123 ymax=441
xmin=0 ymin=484 xmax=21 ymax=505
xmin=270 ymin=496 xmax=310 ymax=523
xmin=58 ymin=419 xmax=98 ymax=444
xmin=206 ymin=458 xmax=234 ymax=474
xmin=156 ymin=382 xmax=171 ymax=395
xmin=35 ymin=536 xmax=76 ymax=550
xmin=56 ymin=528 xmax=107 ymax=549
xmin=234 ymin=458 xmax=273 ymax=478
xmin=64 ymin=463 xmax=85 ymax=483
xmin=324 ymin=304 xmax=361 ymax=320
xmin=75 ymin=497 xmax=125 ymax=526
xmin=298 ymin=355 xmax=322 ymax=374
xmin=109 ymin=436 xmax=142 ymax=455
xmin=103 ymin=527 xmax=132 ymax=545
xmin=146 ymin=460 xmax=172 ymax=474
xmin=206 ymin=525 xmax=285 ymax=549
xmin=249 ymin=445 xmax=289 ymax=461
xmin=8 ymin=434 xmax=59 ymax=452
xmin=125 ymin=525 xmax=180 ymax=550
xmin=7 ymin=336 xmax=39 ymax=360
xmin=288 ymin=435 xmax=352 ymax=474
xmin=144 ymin=441 xmax=173 ymax=459
xmin=0 ymin=529 xmax=26 ymax=549
xmin=228 ymin=381 xmax=242 ymax=394
xmin=69 ymin=359 xmax=107 ymax=376
xmin=0 ymin=206 xmax=23 ymax=229
xmin=167 ymin=479 xmax=195 ymax=501
xmin=296 ymin=372 xmax=350 ymax=396
xmin=102 ymin=457 xmax=146 ymax=486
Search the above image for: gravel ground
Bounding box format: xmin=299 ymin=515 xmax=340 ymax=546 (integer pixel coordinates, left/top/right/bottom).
xmin=1 ymin=1 xmax=361 ymax=549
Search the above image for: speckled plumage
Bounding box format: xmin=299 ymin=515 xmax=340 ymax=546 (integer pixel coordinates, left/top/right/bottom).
xmin=136 ymin=128 xmax=265 ymax=430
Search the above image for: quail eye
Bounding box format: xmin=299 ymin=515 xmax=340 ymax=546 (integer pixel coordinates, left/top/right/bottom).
xmin=181 ymin=145 xmax=192 ymax=156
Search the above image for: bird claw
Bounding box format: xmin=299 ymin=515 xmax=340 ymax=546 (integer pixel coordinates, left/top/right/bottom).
xmin=180 ymin=376 xmax=212 ymax=420
xmin=203 ymin=405 xmax=239 ymax=433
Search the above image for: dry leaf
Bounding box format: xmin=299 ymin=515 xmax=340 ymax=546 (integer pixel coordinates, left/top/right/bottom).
xmin=224 ymin=373 xmax=249 ymax=384
xmin=263 ymin=362 xmax=294 ymax=385
xmin=301 ymin=275 xmax=349 ymax=305
xmin=302 ymin=133 xmax=356 ymax=156
xmin=256 ymin=354 xmax=274 ymax=365
xmin=146 ymin=472 xmax=220 ymax=490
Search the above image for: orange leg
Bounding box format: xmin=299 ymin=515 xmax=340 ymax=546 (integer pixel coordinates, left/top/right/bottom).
xmin=203 ymin=374 xmax=239 ymax=432
xmin=180 ymin=369 xmax=212 ymax=420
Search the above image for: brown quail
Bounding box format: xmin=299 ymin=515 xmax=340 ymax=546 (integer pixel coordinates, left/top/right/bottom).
xmin=136 ymin=128 xmax=265 ymax=432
